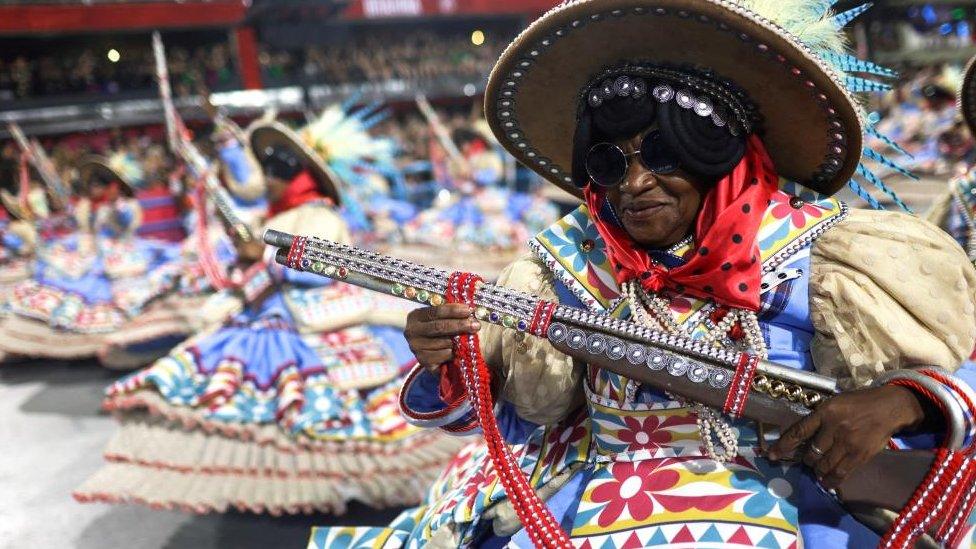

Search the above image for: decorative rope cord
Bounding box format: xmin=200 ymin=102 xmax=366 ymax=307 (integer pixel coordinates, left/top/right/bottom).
xmin=193 ymin=179 xmax=232 ymax=291
xmin=446 ymin=271 xmax=573 ymax=549
xmin=880 ymin=377 xmax=972 ymax=548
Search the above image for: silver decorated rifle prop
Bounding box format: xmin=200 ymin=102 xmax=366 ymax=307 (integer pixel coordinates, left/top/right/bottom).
xmin=263 ymin=229 xmax=938 ymax=517
xmin=152 ymin=31 xmax=253 ymax=243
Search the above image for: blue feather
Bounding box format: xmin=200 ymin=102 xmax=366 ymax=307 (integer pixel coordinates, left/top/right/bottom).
xmin=340 ymin=92 xmax=363 ymax=112
xmin=833 ymin=3 xmax=872 ymax=28
xmin=844 ymin=76 xmax=891 ymax=93
xmin=862 ymin=147 xmax=918 ymax=180
xmin=856 ymin=163 xmax=913 ymax=212
xmin=362 ymin=109 xmax=392 ymax=129
xmin=821 ymin=52 xmax=896 ymax=78
xmin=866 ymin=126 xmax=913 ymax=158
xmin=847 ymin=179 xmax=882 ymax=209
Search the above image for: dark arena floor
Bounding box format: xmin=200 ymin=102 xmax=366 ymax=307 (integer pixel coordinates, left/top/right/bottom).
xmin=0 ymin=360 xmax=405 ymax=549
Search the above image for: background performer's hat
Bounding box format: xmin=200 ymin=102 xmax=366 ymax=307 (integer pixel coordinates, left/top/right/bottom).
xmin=248 ymin=120 xmax=343 ymax=206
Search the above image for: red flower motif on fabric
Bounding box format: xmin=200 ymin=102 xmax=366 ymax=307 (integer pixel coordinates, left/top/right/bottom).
xmin=770 ymin=197 xmax=823 ymax=227
xmin=616 ymin=415 xmax=685 ymax=452
xmin=459 ymin=465 xmax=497 ymax=512
xmin=590 ymin=460 xmax=680 ymax=527
xmin=543 ymin=423 xmax=586 ymax=469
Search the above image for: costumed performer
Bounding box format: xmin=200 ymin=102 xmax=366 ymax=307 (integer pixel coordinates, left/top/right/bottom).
xmin=310 ymin=1 xmax=976 ymax=548
xmin=74 ymin=112 xmax=466 ymax=515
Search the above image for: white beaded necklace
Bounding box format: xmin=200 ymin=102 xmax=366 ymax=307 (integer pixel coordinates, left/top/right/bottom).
xmin=623 ymin=279 xmax=768 ymax=463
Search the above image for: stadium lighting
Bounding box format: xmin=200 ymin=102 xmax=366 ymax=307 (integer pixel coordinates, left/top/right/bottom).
xmin=471 ymin=30 xmax=485 ymax=46
xmin=107 ymin=49 xmax=121 ymax=63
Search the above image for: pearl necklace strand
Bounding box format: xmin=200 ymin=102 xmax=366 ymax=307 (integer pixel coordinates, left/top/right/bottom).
xmin=622 ymin=280 xmax=768 ymax=463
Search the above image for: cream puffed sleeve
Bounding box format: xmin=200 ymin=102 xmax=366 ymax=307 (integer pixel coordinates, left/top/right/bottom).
xmin=809 ymin=208 xmax=976 ymax=389
xmin=479 ymin=254 xmax=584 ymax=426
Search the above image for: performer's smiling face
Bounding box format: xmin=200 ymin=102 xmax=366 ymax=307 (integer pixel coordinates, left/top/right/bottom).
xmin=604 ymin=128 xmax=709 ymax=249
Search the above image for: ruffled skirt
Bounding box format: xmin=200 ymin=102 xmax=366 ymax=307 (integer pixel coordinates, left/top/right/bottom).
xmin=0 ymin=236 xmax=186 ymax=360
xmin=75 ymin=313 xmax=466 ymax=514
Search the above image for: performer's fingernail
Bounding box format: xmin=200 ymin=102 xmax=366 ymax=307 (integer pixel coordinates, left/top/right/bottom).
xmin=470 ymin=321 xmax=481 ymax=330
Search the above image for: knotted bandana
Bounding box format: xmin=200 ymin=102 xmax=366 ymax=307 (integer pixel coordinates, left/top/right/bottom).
xmin=584 ymin=135 xmax=779 ymax=311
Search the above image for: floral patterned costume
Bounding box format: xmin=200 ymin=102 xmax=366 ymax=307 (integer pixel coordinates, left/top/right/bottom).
xmin=0 ymin=195 xmax=183 ymax=360
xmin=311 ymin=182 xmax=976 ymax=548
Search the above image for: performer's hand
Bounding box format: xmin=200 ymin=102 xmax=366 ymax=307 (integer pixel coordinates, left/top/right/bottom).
xmin=404 ymin=305 xmax=481 ymax=373
xmin=767 ymin=385 xmax=927 ymax=489
xmin=236 ymin=238 xmax=265 ymax=264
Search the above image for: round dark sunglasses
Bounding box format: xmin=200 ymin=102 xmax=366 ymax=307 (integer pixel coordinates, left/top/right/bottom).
xmin=585 ymin=130 xmax=679 ymax=188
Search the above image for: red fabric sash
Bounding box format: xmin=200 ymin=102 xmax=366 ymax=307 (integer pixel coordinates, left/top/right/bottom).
xmin=268 ymin=170 xmax=330 ymax=217
xmin=583 ymin=135 xmax=779 ymax=311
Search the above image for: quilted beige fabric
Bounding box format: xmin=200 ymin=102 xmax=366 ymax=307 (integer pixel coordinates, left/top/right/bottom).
xmin=809 ymin=208 xmax=976 ymax=389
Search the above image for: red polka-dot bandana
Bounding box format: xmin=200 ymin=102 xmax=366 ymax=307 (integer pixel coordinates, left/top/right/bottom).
xmin=584 ymin=135 xmax=779 ymax=312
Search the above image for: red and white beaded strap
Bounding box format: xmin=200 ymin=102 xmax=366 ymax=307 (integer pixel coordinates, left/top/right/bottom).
xmin=937 ymin=457 xmax=976 ymax=546
xmin=880 ymin=448 xmax=969 ymax=549
xmin=285 ymin=236 xmax=307 ymax=270
xmin=723 ymin=353 xmax=761 ymax=418
xmin=881 ymin=374 xmax=962 ymax=549
xmin=448 ymin=272 xmax=573 ymax=549
xmin=529 ymin=300 xmax=558 ymax=337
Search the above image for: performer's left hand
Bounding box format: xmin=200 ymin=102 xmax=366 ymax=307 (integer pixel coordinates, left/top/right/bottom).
xmin=236 ymin=238 xmax=266 ymax=264
xmin=767 ymin=385 xmax=928 ymax=489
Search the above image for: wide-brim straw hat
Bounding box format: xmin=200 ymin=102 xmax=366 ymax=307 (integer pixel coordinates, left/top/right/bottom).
xmin=248 ymin=121 xmax=343 ymax=206
xmin=79 ymin=155 xmax=138 ymax=197
xmin=485 ymin=0 xmax=865 ymax=199
xmin=960 ymin=54 xmax=976 ymax=136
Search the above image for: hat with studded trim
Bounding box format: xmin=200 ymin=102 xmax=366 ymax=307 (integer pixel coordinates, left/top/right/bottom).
xmin=485 ymin=0 xmax=908 ymax=210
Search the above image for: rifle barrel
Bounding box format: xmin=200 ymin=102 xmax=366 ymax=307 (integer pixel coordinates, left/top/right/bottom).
xmin=261 ymin=228 xmax=937 ymax=518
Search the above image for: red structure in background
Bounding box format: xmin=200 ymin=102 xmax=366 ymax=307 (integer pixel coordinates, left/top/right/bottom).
xmin=0 ymin=2 xmax=248 ymax=33
xmin=0 ymin=0 xmax=262 ymax=89
xmin=234 ymin=27 xmax=263 ymax=90
xmin=344 ymin=0 xmax=559 ymax=18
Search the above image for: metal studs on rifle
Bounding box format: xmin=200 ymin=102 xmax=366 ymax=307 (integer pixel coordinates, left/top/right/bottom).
xmin=547 ymin=323 xmax=567 ymax=343
xmin=567 ymin=330 xmax=586 ymax=349
xmin=647 ymin=349 xmax=671 ymax=371
xmin=605 ymin=338 xmax=626 ymax=360
xmin=587 ymin=335 xmax=607 ymax=355
xmin=667 ymin=358 xmax=690 ymax=377
xmin=687 ymin=363 xmax=710 ymax=383
xmin=626 ymin=344 xmax=646 ymax=365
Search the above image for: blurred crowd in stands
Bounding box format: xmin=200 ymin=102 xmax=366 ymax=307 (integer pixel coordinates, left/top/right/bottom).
xmin=0 ymin=42 xmax=237 ymax=101
xmin=0 ymin=30 xmax=508 ymax=102
xmin=868 ymin=63 xmax=975 ymax=177
xmin=258 ymin=30 xmax=510 ymax=86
